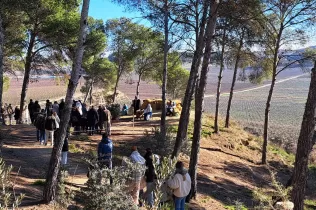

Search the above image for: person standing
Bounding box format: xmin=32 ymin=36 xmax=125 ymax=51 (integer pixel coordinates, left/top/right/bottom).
xmin=97 ymin=106 xmax=105 ymax=134
xmin=61 ymin=132 xmax=69 ymax=165
xmin=52 ymin=101 xmax=59 ymax=116
xmin=44 ymin=113 xmax=56 ymax=146
xmin=33 ymin=101 xmax=41 ymax=113
xmin=0 ymin=104 xmax=6 ymax=125
xmin=59 ymin=99 xmax=65 ymax=117
xmin=71 ymin=107 xmax=81 ymax=135
xmin=6 ymin=104 xmax=14 ymax=125
xmin=28 ymin=99 xmax=35 ymax=124
xmin=82 ymin=103 xmax=87 ymax=118
xmin=104 ymin=107 xmax=112 ymax=136
xmin=129 ymin=146 xmax=146 ymax=205
xmin=167 ymin=161 xmax=192 ymax=210
xmin=14 ymin=106 xmax=20 ymax=125
xmin=144 ymin=104 xmax=152 ymax=121
xmin=132 ymin=96 xmax=141 ymax=115
xmin=143 ymin=148 xmax=156 ymax=207
xmin=35 ymin=109 xmax=46 ymax=144
xmin=76 ymin=100 xmax=83 ymax=116
xmin=87 ymin=106 xmax=98 ymax=136
xmin=97 ymin=133 xmax=113 ymax=169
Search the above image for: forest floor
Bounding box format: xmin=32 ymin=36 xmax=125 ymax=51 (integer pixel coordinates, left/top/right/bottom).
xmin=0 ymin=114 xmax=315 ymax=210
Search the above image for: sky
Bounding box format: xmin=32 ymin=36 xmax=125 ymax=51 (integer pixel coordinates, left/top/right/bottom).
xmin=88 ymin=0 xmax=316 ymax=50
xmin=89 ymin=0 xmax=141 ymax=22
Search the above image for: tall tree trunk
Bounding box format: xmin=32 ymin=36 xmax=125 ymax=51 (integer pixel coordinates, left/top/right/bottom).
xmin=89 ymin=81 xmax=93 ymax=105
xmin=188 ymin=0 xmax=219 ymax=200
xmin=214 ymin=27 xmax=226 ymax=133
xmin=172 ymin=0 xmax=210 ymax=158
xmin=19 ymin=31 xmax=36 ymax=122
xmin=136 ymin=73 xmax=141 ymax=98
xmin=291 ymin=62 xmax=316 ymax=210
xmin=160 ymin=0 xmax=169 ymax=139
xmin=225 ymin=30 xmax=244 ymax=128
xmin=43 ymin=0 xmax=90 ymax=202
xmin=112 ymin=71 xmax=120 ymax=102
xmin=0 ymin=14 xmax=4 ymax=107
xmin=262 ymin=27 xmax=283 ymax=164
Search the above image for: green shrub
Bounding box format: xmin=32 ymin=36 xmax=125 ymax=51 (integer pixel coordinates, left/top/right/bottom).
xmin=107 ymin=104 xmax=121 ymax=120
xmin=56 ymin=169 xmax=73 ymax=208
xmin=81 ymin=158 xmax=146 ymax=210
xmin=0 ymin=158 xmax=24 ymax=209
xmin=253 ymin=170 xmax=292 ymax=209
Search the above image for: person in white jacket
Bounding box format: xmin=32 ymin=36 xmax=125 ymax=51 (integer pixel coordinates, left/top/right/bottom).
xmin=167 ymin=161 xmax=191 ymax=210
xmin=129 ymin=146 xmax=146 ymax=205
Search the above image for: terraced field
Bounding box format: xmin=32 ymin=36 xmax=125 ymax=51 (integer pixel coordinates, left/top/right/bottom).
xmin=204 ymin=74 xmax=310 ymax=151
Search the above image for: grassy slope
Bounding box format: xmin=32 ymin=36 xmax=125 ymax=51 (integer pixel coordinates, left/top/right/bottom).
xmin=179 ymin=115 xmax=316 ymax=210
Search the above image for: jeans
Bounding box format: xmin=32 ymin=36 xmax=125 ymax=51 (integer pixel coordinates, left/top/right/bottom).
xmin=45 ymin=130 xmax=54 ymax=145
xmin=61 ymin=151 xmax=68 ymax=165
xmin=144 ymin=112 xmax=152 ymax=121
xmin=174 ymin=196 xmax=186 ymax=210
xmin=39 ymin=130 xmax=46 ymax=143
xmin=146 ymin=182 xmax=154 ymax=206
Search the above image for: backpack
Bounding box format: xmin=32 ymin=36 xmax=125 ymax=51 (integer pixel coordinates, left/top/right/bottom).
xmin=35 ymin=115 xmax=46 ymax=130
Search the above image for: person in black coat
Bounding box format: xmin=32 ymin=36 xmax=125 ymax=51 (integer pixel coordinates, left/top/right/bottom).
xmin=96 ymin=106 xmax=106 ymax=134
xmin=70 ymin=107 xmax=81 ymax=135
xmin=28 ymin=99 xmax=35 ymax=124
xmin=59 ymin=99 xmax=65 ymax=117
xmin=14 ymin=106 xmax=20 ymax=124
xmin=87 ymin=106 xmax=99 ymax=136
xmin=143 ymin=148 xmax=156 ymax=207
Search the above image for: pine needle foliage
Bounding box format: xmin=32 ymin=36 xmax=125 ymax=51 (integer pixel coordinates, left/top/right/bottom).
xmin=0 ymin=158 xmax=24 ymax=209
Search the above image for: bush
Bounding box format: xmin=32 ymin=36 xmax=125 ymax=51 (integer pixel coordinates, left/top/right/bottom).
xmin=0 ymin=158 xmax=24 ymax=209
xmin=253 ymin=170 xmax=292 ymax=209
xmin=107 ymin=104 xmax=121 ymax=120
xmin=81 ymin=158 xmax=146 ymax=210
xmin=56 ymin=169 xmax=73 ymax=208
xmin=142 ymin=126 xmax=191 ymax=157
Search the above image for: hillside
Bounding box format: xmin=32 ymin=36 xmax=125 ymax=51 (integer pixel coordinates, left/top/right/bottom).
xmin=0 ymin=114 xmax=315 ymax=209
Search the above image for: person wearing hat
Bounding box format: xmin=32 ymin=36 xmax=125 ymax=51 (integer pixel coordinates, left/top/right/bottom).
xmin=167 ymin=161 xmax=191 ymax=210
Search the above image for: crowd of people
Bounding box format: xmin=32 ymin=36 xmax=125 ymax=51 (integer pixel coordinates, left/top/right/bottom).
xmin=96 ymin=134 xmax=191 ymax=209
xmin=1 ymin=97 xmax=189 ymax=209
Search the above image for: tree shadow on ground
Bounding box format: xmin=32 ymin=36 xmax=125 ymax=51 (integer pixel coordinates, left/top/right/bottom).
xmin=201 ymin=147 xmax=257 ymax=164
xmin=222 ymin=161 xmax=271 ymax=189
xmin=197 ymin=173 xmax=255 ymax=208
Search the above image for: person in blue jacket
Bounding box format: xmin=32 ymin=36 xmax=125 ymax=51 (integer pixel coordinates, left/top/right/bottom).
xmin=97 ymin=133 xmax=113 ymax=169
